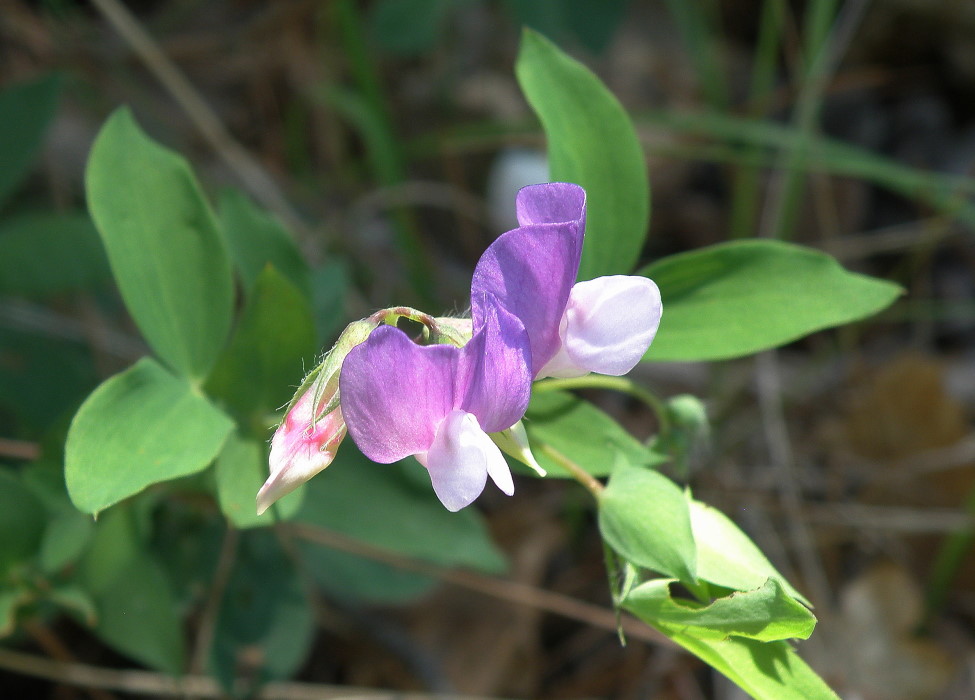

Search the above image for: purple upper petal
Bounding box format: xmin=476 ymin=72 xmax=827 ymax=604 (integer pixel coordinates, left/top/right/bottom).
xmin=459 ymin=296 xmax=532 ymax=432
xmin=471 ymin=183 xmax=586 ymax=377
xmin=516 ymin=182 xmax=587 ymax=230
xmin=340 ymin=325 xmax=457 ymax=463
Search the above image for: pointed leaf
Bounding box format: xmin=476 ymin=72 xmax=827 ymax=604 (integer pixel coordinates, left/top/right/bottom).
xmin=65 ymin=357 xmax=234 ymax=515
xmin=0 ymin=468 xmax=46 ymax=575
xmin=598 ymin=467 xmax=696 ymax=582
xmin=516 ymin=28 xmax=649 ymax=280
xmin=86 ymin=108 xmax=234 ymax=379
xmin=641 ymin=240 xmax=903 ymax=362
xmin=623 ymin=578 xmax=815 ymax=642
xmin=690 ymin=498 xmax=809 ymax=605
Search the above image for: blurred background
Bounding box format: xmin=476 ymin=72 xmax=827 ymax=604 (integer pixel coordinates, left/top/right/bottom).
xmin=3 ymin=0 xmax=975 ymax=697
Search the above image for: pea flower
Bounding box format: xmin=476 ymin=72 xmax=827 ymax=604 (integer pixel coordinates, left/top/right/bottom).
xmin=340 ymin=297 xmax=531 ymax=511
xmin=256 ymin=319 xmax=377 ymax=515
xmin=471 ymin=182 xmax=662 ymax=379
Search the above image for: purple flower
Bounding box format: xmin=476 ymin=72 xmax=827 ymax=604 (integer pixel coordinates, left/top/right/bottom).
xmin=340 ymin=298 xmax=531 ymax=511
xmin=472 ymin=182 xmax=662 ymax=379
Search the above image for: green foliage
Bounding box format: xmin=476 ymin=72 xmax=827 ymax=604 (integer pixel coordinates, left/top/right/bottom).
xmin=0 ymin=468 xmax=46 ymax=576
xmin=598 ymin=467 xmax=697 ymax=582
xmin=0 ymin=74 xmax=60 ymax=208
xmin=210 ymin=531 xmax=314 ymax=692
xmin=525 ymin=390 xmax=665 ymax=477
xmin=641 ymin=240 xmax=903 ymax=362
xmin=658 ymin=634 xmax=839 ymax=700
xmin=78 ymin=506 xmax=185 ymax=674
xmin=205 ymin=266 xmax=317 ymax=420
xmin=623 ymin=578 xmax=815 ymax=642
xmin=65 ymin=357 xmax=234 ymax=515
xmin=0 ymin=213 xmax=110 ymax=297
xmin=215 ymin=433 xmax=304 ymax=529
xmin=689 ymin=497 xmax=809 ymax=605
xmin=218 ymin=189 xmax=311 ymax=298
xmin=86 ymin=108 xmax=234 ymax=381
xmin=516 ymin=28 xmax=650 ymax=281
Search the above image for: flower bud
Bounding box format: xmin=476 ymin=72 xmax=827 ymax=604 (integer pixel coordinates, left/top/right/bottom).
xmin=256 ymin=318 xmax=378 ymax=515
xmin=490 ymin=419 xmax=546 ymax=477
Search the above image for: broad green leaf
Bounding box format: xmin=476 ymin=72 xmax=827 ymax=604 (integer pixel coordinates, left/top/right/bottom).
xmin=0 ymin=212 xmax=110 ymax=297
xmin=623 ymin=578 xmax=815 ymax=642
xmin=40 ymin=508 xmax=93 ymax=573
xmin=86 ymin=108 xmax=234 ymax=380
xmin=369 ymin=0 xmax=454 ymax=56
xmin=211 ymin=531 xmax=313 ymax=692
xmin=215 ymin=433 xmax=304 ymax=529
xmin=218 ymin=189 xmax=310 ymax=298
xmin=0 ymin=468 xmax=46 ymax=575
xmin=65 ymin=357 xmax=234 ymax=515
xmin=0 ymin=74 xmax=60 ymax=208
xmin=598 ymin=467 xmax=696 ymax=582
xmin=641 ymin=240 xmax=903 ymax=362
xmin=525 ymin=390 xmax=665 ymax=477
xmin=78 ymin=507 xmax=185 ymax=674
xmin=296 ymin=448 xmax=506 ymax=603
xmin=690 ymin=498 xmax=809 ymax=606
xmin=516 ymin=28 xmax=649 ymax=280
xmin=658 ymin=632 xmax=838 ymax=700
xmin=47 ymin=585 xmax=97 ymax=627
xmin=205 ymin=266 xmax=316 ymax=418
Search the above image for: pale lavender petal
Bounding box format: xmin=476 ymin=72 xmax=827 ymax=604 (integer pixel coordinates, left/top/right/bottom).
xmin=340 ymin=325 xmax=457 ymax=463
xmin=416 ymin=410 xmax=493 ymax=511
xmin=458 ymin=297 xmax=531 ymax=432
xmin=560 ymin=275 xmax=662 ymax=376
xmin=515 ymin=182 xmax=587 ymax=230
xmin=471 ymin=185 xmax=586 ymax=376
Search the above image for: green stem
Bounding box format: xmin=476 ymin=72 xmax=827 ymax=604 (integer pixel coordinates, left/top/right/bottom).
xmin=533 ymin=376 xmax=671 ymax=435
xmin=538 ymin=443 xmax=604 ymax=499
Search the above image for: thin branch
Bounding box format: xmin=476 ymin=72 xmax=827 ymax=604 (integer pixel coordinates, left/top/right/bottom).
xmin=0 ymin=438 xmax=41 ymax=461
xmin=0 ymin=647 xmax=495 ymax=700
xmin=284 ymin=523 xmax=671 ymax=648
xmin=88 ymin=0 xmax=305 ymax=235
xmin=537 ymin=443 xmax=605 ymax=499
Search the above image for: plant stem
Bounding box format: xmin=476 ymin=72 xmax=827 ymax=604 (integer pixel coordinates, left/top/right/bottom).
xmin=538 ymin=443 xmax=604 ymax=498
xmin=533 ymin=375 xmax=672 ymax=435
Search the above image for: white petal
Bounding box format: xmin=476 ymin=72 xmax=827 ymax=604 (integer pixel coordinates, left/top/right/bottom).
xmin=419 ymin=410 xmax=513 ymax=511
xmin=560 ymin=275 xmax=662 ymax=376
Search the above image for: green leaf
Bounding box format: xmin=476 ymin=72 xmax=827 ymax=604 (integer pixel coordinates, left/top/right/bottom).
xmin=0 ymin=468 xmax=46 ymax=575
xmin=218 ymin=189 xmax=311 ymax=298
xmin=598 ymin=467 xmax=696 ymax=582
xmin=525 ymin=390 xmax=665 ymax=478
xmin=205 ymin=266 xmax=317 ymax=418
xmin=296 ymin=448 xmax=506 ymax=603
xmin=215 ymin=433 xmax=304 ymax=529
xmin=689 ymin=498 xmax=809 ymax=605
xmin=0 ymin=74 xmax=60 ymax=208
xmin=516 ymin=28 xmax=649 ymax=280
xmin=369 ymin=0 xmax=455 ymax=56
xmin=311 ymin=259 xmax=349 ymax=342
xmin=40 ymin=508 xmax=94 ymax=573
xmin=658 ymin=633 xmax=838 ymax=699
xmin=0 ymin=212 xmax=110 ymax=297
xmin=211 ymin=531 xmax=314 ymax=692
xmin=85 ymin=107 xmax=234 ymax=380
xmin=623 ymin=578 xmax=815 ymax=642
xmin=641 ymin=240 xmax=903 ymax=362
xmin=78 ymin=506 xmax=185 ymax=674
xmin=65 ymin=357 xmax=234 ymax=515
